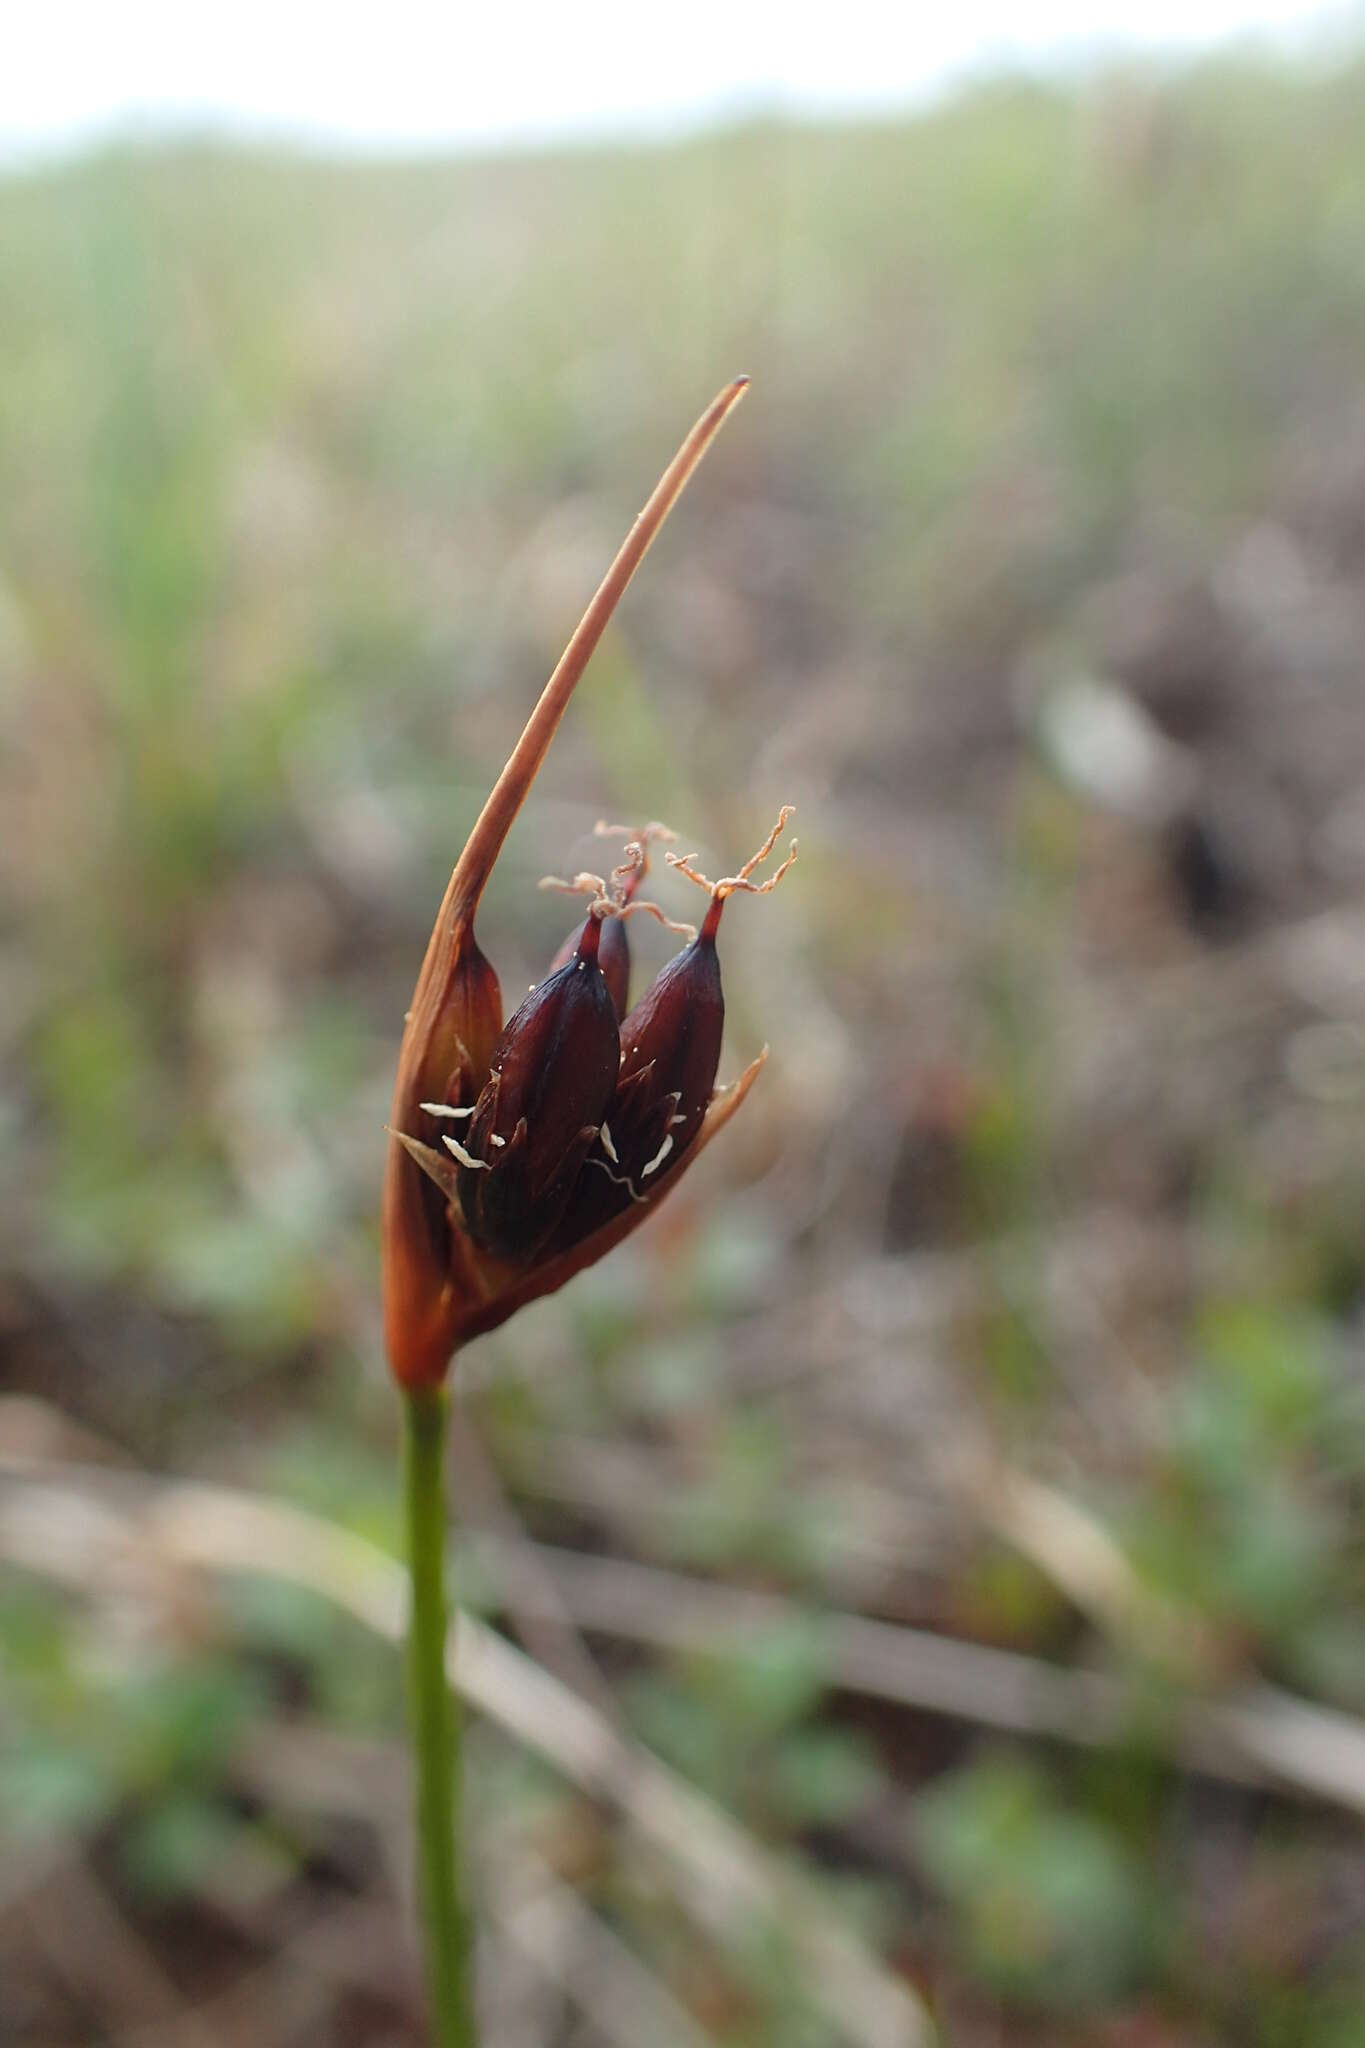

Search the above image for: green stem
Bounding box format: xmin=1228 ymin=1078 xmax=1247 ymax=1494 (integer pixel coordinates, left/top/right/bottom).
xmin=403 ymin=1385 xmax=475 ymax=2046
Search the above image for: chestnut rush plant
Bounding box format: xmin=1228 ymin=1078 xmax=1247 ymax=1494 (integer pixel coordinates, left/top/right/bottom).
xmin=380 ymin=378 xmax=796 ymax=2047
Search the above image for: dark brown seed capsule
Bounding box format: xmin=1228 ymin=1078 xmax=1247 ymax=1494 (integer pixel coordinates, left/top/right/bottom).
xmin=555 ymin=892 xmax=727 ymax=1243
xmin=617 ymin=891 xmax=726 ymax=1160
xmin=552 ymin=808 xmax=797 ymax=1251
xmin=452 ymin=915 xmax=620 ymax=1261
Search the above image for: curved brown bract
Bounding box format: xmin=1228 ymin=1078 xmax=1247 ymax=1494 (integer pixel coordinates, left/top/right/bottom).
xmin=382 ymin=378 xmax=750 ymax=1387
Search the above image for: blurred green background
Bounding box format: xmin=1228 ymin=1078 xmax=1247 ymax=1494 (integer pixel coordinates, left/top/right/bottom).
xmin=5 ymin=49 xmax=1365 ymax=2046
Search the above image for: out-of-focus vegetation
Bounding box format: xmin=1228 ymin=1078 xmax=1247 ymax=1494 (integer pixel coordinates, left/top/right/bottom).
xmin=5 ymin=48 xmax=1365 ymax=2045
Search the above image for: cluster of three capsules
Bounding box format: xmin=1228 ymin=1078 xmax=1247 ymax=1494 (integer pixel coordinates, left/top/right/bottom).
xmin=424 ymin=811 xmax=796 ymax=1264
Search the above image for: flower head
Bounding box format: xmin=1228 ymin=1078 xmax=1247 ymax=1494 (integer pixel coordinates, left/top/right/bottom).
xmin=382 ymin=379 xmax=790 ymax=1386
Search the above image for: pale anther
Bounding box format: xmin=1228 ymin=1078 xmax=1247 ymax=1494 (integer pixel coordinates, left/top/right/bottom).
xmin=641 ymin=1131 xmax=674 ymax=1178
xmin=443 ymin=1136 xmax=490 ymax=1172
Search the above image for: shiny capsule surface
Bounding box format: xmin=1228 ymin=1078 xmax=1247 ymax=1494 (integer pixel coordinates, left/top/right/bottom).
xmin=455 ymin=915 xmax=620 ymax=1260
xmin=555 ymin=894 xmax=726 ymax=1243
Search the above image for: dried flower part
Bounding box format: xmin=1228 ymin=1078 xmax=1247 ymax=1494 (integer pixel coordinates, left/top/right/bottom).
xmin=664 ymin=805 xmax=799 ymax=907
xmin=452 ymin=914 xmax=620 ymax=1261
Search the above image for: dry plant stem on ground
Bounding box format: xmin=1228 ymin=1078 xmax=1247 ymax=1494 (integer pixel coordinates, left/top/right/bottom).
xmin=384 ymin=380 xmax=765 ymax=2046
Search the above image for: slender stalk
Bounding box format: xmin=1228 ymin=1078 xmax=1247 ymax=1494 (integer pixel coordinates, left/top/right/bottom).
xmin=403 ymin=1385 xmax=474 ymax=2046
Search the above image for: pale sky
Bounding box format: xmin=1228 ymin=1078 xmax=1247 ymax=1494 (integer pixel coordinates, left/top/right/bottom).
xmin=2 ymin=0 xmax=1347 ymax=158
